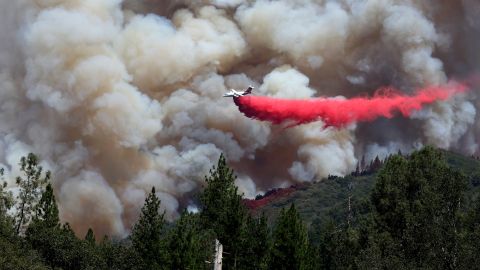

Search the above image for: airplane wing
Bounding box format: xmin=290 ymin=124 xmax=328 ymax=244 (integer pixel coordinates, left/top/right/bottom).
xmin=223 ymin=86 xmax=253 ymax=97
xmin=223 ymin=90 xmax=238 ymax=97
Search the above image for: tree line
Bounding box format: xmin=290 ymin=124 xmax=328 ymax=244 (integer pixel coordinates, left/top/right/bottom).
xmin=1 ymin=147 xmax=480 ymax=269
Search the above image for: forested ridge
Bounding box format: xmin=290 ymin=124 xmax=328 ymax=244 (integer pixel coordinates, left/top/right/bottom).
xmin=1 ymin=147 xmax=480 ymax=269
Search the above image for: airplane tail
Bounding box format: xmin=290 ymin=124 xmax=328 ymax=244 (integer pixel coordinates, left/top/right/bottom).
xmin=245 ymin=86 xmax=253 ymax=94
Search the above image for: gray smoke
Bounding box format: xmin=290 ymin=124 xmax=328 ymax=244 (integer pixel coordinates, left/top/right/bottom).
xmin=0 ymin=0 xmax=478 ymax=237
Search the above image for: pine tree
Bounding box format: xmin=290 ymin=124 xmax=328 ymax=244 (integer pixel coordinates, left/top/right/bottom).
xmin=237 ymin=214 xmax=271 ymax=270
xmin=100 ymin=235 xmax=144 ymax=270
xmin=81 ymin=228 xmax=106 ymax=269
xmin=26 ymin=180 xmax=95 ymax=269
xmin=356 ymin=228 xmax=407 ymax=269
xmin=0 ymin=166 xmax=46 ymax=269
xmin=268 ymin=204 xmax=309 ymax=270
xmin=0 ymin=168 xmax=14 ymax=237
xmin=318 ymin=220 xmax=360 ymax=269
xmin=165 ymin=211 xmax=214 ymax=270
xmin=371 ymin=155 xmax=409 ymax=241
xmin=371 ymin=155 xmax=382 ymax=171
xmin=25 ymin=182 xmax=60 ymax=249
xmin=85 ymin=228 xmax=95 ymax=245
xmin=460 ymin=195 xmax=480 ymax=268
xmin=360 ymin=155 xmax=366 ymax=172
xmin=0 ymin=234 xmax=49 ymax=270
xmin=131 ymin=186 xmax=166 ymax=269
xmin=200 ymin=154 xmax=247 ymax=269
xmin=26 ymin=182 xmax=94 ymax=270
xmin=14 ymin=153 xmax=50 ymax=235
xmin=367 ymin=147 xmax=466 ymax=269
xmin=0 ymin=168 xmax=11 ymax=214
xmin=33 ymin=183 xmax=59 ymax=229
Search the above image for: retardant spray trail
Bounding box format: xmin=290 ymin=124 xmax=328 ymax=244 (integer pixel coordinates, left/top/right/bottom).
xmin=234 ymin=83 xmax=468 ymax=128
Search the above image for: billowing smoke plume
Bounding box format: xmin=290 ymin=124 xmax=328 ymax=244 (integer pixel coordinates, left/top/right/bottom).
xmin=234 ymin=83 xmax=467 ymax=127
xmin=0 ymin=0 xmax=478 ymax=238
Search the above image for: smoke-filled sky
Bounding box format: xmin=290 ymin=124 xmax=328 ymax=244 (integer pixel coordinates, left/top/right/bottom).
xmin=0 ymin=0 xmax=479 ymax=238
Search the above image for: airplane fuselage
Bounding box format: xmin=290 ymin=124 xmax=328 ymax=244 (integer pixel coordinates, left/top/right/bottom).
xmin=223 ymin=86 xmax=253 ymax=97
xmin=223 ymin=89 xmax=243 ymax=97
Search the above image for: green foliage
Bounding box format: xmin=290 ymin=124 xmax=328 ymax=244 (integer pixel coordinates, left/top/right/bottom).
xmin=3 ymin=147 xmax=480 ymax=270
xmin=131 ymin=186 xmax=166 ymax=269
xmin=318 ymin=220 xmax=360 ymax=270
xmin=0 ymin=167 xmax=47 ymax=270
xmin=364 ymin=147 xmax=467 ymax=269
xmin=255 ymin=175 xmax=376 ymax=241
xmin=33 ymin=183 xmax=59 ymax=229
xmin=164 ymin=211 xmax=214 ymax=270
xmin=26 ymin=181 xmax=105 ymax=270
xmin=356 ymin=230 xmax=409 ymax=270
xmin=0 ymin=170 xmax=14 ymax=240
xmin=0 ymin=236 xmax=48 ymax=270
xmin=99 ymin=236 xmax=144 ymax=270
xmin=27 ymin=222 xmax=92 ymax=269
xmin=14 ymin=153 xmax=50 ymax=235
xmin=268 ymin=204 xmax=309 ymax=270
xmin=0 ymin=168 xmax=13 ymax=218
xmin=25 ymin=180 xmax=64 ymax=268
xmin=459 ymin=195 xmax=480 ymax=268
xmin=236 ymin=214 xmax=271 ymax=270
xmin=85 ymin=228 xmax=95 ymax=245
xmin=200 ymin=154 xmax=248 ymax=269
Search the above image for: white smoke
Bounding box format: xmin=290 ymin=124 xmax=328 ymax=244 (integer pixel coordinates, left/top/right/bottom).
xmin=116 ymin=6 xmax=246 ymax=91
xmin=0 ymin=0 xmax=478 ymax=237
xmin=237 ymin=1 xmax=350 ymax=69
xmin=259 ymin=65 xmax=316 ymax=98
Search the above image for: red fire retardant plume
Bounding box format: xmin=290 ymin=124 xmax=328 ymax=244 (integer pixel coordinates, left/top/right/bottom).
xmin=233 ymin=83 xmax=467 ymax=128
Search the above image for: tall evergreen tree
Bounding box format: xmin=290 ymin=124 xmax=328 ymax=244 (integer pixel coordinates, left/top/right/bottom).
xmin=0 ymin=168 xmax=13 ymax=238
xmin=131 ymin=186 xmax=166 ymax=269
xmin=459 ymin=195 xmax=480 ymax=268
xmin=318 ymin=220 xmax=360 ymax=270
xmin=26 ymin=180 xmax=99 ymax=270
xmin=33 ymin=183 xmax=59 ymax=229
xmin=26 ymin=182 xmax=60 ymax=252
xmin=200 ymin=154 xmax=247 ymax=269
xmin=0 ymin=169 xmax=43 ymax=270
xmin=366 ymin=147 xmax=466 ymax=269
xmin=237 ymin=214 xmax=271 ymax=270
xmin=0 ymin=235 xmax=49 ymax=270
xmin=99 ymin=235 xmax=143 ymax=270
xmin=268 ymin=204 xmax=309 ymax=270
xmin=84 ymin=228 xmax=95 ymax=245
xmin=165 ymin=211 xmax=214 ymax=270
xmin=25 ymin=182 xmax=88 ymax=269
xmin=81 ymin=228 xmax=106 ymax=270
xmin=14 ymin=153 xmax=50 ymax=235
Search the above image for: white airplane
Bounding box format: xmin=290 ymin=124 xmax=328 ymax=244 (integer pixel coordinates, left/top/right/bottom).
xmin=223 ymin=86 xmax=254 ymax=97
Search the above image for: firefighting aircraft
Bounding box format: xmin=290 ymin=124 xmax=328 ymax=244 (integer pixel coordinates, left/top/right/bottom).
xmin=223 ymin=86 xmax=254 ymax=97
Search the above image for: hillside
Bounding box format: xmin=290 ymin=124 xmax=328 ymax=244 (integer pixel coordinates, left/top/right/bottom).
xmin=247 ymin=150 xmax=480 ymax=235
